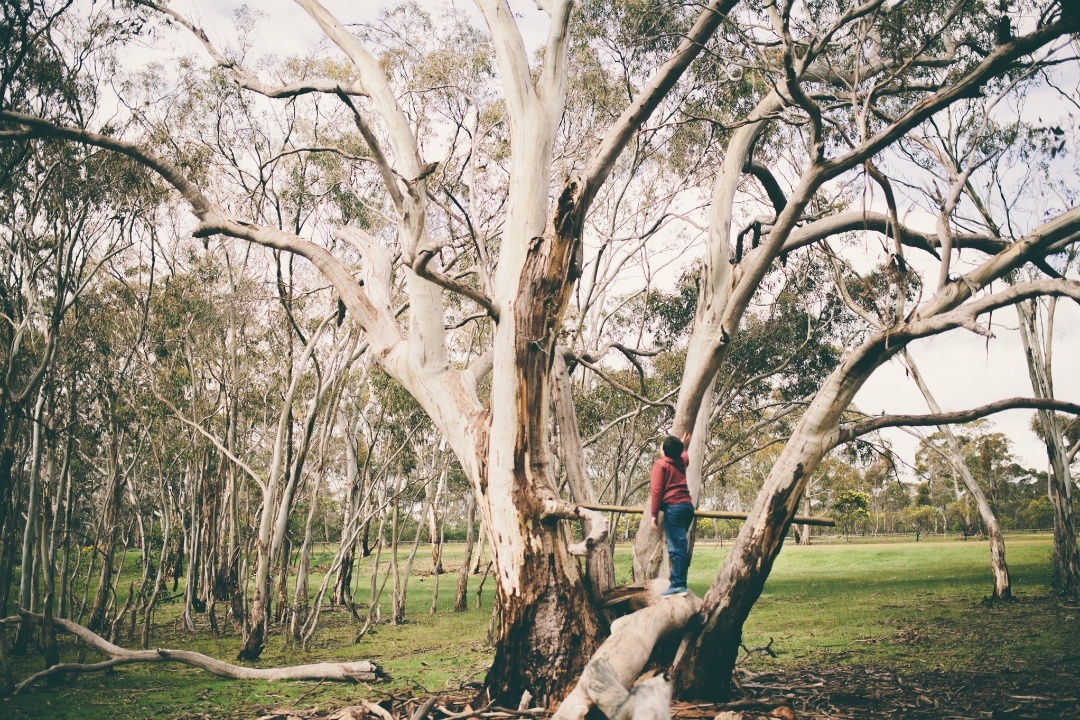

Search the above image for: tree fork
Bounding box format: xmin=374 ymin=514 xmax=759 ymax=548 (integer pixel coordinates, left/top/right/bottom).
xmin=668 ymin=473 xmax=802 ymax=701
xmin=669 ymin=326 xmax=907 ymax=699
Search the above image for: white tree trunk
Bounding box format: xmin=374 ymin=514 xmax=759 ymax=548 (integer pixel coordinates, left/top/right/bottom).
xmin=1017 ymin=299 xmax=1080 ymax=600
xmin=13 ymin=390 xmax=46 ymax=652
xmin=903 ymin=350 xmax=1011 ymax=599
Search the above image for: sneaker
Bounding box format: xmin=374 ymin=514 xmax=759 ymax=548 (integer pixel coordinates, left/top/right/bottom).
xmin=661 ymin=585 xmax=688 ymax=597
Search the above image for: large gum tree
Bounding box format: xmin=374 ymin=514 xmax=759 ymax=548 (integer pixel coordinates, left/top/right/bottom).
xmin=3 ymin=0 xmax=1079 ymax=711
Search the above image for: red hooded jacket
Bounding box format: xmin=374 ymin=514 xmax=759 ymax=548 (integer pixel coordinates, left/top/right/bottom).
xmin=650 ymin=450 xmax=693 ymax=520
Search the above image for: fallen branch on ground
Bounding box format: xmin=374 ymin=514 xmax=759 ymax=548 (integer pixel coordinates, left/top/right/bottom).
xmin=3 ymin=612 xmax=379 ymax=693
xmin=710 ymin=697 xmax=790 ymax=712
xmin=409 ymin=697 xmax=439 ymax=720
xmin=738 ymin=637 xmax=777 ymax=664
xmin=436 ymin=701 xmax=496 ymax=719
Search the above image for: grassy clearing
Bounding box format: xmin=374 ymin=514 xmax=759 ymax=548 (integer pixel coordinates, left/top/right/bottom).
xmin=723 ymin=534 xmax=1075 ymax=674
xmin=4 ymin=533 xmax=1076 ymax=719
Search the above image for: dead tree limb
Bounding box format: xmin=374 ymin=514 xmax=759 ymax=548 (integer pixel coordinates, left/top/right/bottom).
xmin=4 ymin=613 xmax=379 ymax=692
xmin=552 ymin=579 xmax=699 ymax=720
xmin=576 ymin=502 xmax=835 ymax=528
xmin=737 ymin=637 xmax=777 ymax=664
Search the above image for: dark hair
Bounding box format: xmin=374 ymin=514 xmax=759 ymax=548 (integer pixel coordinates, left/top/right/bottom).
xmin=662 ymin=435 xmax=684 ymax=460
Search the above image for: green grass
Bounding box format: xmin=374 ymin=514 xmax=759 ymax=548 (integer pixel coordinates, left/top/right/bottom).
xmin=4 ymin=534 xmax=1077 ymax=719
xmin=5 ymin=544 xmax=495 ymax=720
xmin=721 ymin=534 xmax=1074 ymax=673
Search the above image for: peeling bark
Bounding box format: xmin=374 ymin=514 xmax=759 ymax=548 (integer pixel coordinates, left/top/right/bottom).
xmin=481 ymin=179 xmax=605 ymax=707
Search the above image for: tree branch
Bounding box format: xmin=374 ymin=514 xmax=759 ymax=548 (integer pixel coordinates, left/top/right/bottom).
xmin=820 ymin=16 xmax=1080 ymax=182
xmin=538 ymin=0 xmax=574 ymax=117
xmin=0 ymin=111 xmax=406 ymax=358
xmin=475 ymin=0 xmax=538 ymax=121
xmin=412 ymin=249 xmax=499 ymax=320
xmin=782 ymin=210 xmax=1008 ymax=256
xmin=539 ymin=497 xmax=609 ymax=557
xmin=293 ymin=0 xmax=425 ymax=179
xmin=148 ymin=381 xmax=267 ymax=494
xmin=134 ymin=0 xmax=365 ymax=99
xmin=552 ymin=581 xmax=699 ymax=720
xmin=582 ymin=0 xmax=740 ymax=203
xmin=335 ymin=90 xmax=405 ymax=209
xmin=837 ymin=398 xmax=1080 ymax=444
xmin=910 ymin=277 xmax=1080 ymax=339
xmin=747 ymin=163 xmax=788 ymax=216
xmin=259 ymin=145 xmax=377 ymax=170
xmin=571 ymin=353 xmax=676 ymax=411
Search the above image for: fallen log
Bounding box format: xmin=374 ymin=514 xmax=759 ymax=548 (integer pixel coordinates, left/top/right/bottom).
xmin=3 ymin=612 xmax=379 ymax=692
xmin=576 ymin=503 xmax=835 ymax=527
xmin=585 ymin=661 xmax=671 ymax=720
xmin=552 ymin=579 xmax=699 ymax=720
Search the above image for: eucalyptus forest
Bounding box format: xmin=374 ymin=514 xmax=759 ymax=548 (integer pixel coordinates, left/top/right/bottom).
xmin=1 ymin=0 xmax=1079 ymax=719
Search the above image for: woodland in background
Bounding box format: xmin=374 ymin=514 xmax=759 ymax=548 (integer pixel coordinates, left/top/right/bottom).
xmin=1 ymin=0 xmax=1080 ymax=715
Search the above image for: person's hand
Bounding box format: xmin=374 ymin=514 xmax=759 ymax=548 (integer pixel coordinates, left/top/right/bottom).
xmin=680 ymin=431 xmax=692 ymax=446
xmin=651 ymin=515 xmax=658 ymax=530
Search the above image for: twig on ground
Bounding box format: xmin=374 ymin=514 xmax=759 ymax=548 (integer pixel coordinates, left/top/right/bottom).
xmin=409 ymin=696 xmax=439 ymax=720
xmin=738 ymin=637 xmax=778 ymax=665
xmin=361 ymin=698 xmax=395 ymax=720
xmin=436 ymin=700 xmax=495 ymax=719
xmin=294 ymin=678 xmax=327 ymax=703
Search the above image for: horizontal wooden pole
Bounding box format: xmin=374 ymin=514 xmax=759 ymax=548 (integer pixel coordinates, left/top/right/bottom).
xmin=576 ymin=502 xmax=836 ymax=528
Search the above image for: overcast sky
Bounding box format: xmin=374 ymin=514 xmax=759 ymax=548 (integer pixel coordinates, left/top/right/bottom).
xmin=140 ymin=0 xmax=1079 ymax=473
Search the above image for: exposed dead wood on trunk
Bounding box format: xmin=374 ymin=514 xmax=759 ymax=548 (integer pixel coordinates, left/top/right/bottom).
xmin=479 ymin=177 xmax=606 ymax=706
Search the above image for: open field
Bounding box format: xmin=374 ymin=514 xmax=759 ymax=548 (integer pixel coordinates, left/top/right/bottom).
xmin=4 ymin=533 xmax=1078 ymax=719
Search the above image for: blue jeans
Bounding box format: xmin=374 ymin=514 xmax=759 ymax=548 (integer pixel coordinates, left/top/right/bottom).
xmin=663 ymin=502 xmax=695 ymax=589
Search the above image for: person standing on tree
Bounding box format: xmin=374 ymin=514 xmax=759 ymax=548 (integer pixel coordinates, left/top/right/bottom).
xmin=650 ymin=431 xmax=694 ymax=596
